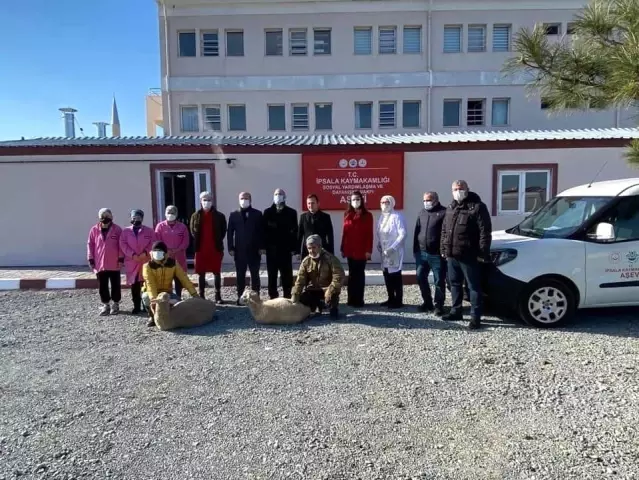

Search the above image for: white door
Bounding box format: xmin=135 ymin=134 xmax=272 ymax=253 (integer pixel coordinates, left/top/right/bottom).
xmin=193 ymin=170 xmax=212 ymax=208
xmin=584 ymin=196 xmax=639 ymax=307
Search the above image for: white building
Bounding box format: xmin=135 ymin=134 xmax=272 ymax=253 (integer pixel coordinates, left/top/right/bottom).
xmin=154 ymin=0 xmax=637 ymax=137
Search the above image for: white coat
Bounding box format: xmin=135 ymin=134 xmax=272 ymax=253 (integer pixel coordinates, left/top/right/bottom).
xmin=376 ymin=195 xmax=407 ymax=274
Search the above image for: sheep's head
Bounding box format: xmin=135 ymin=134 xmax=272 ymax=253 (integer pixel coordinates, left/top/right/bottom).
xmin=240 ymin=289 xmax=260 ymax=305
xmin=156 ymin=292 xmax=171 ymax=304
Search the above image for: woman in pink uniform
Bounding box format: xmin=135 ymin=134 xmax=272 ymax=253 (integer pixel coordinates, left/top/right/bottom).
xmin=154 ymin=205 xmax=190 ymax=299
xmin=119 ymin=209 xmax=156 ymax=314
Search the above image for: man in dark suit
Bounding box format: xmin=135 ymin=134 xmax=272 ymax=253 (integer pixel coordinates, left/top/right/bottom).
xmin=227 ymin=191 xmax=265 ymax=305
xmin=263 ymin=188 xmax=298 ymax=299
xmin=297 ymin=194 xmax=334 ymax=260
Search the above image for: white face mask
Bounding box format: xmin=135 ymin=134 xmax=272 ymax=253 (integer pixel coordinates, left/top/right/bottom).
xmin=274 ymin=194 xmax=284 ymax=204
xmin=351 ymin=199 xmax=361 ymax=209
xmin=239 ymin=199 xmax=250 ymax=209
xmin=151 ymin=251 xmax=165 ymax=261
xmin=166 ymin=214 xmax=177 ymax=222
xmin=202 ymin=201 xmax=212 ymax=210
xmin=453 ymin=190 xmax=467 ymax=202
xmin=424 ymin=201 xmax=433 ymax=210
xmin=381 ymin=204 xmax=391 ymax=214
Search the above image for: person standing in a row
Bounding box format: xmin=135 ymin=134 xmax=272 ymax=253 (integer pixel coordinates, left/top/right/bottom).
xmin=414 ymin=191 xmax=447 ymax=316
xmin=341 ymin=190 xmax=373 ymax=307
xmin=155 ymin=205 xmax=190 ymax=300
xmin=87 ymin=208 xmax=124 ymax=315
xmin=120 ymin=209 xmax=155 ymax=314
xmin=228 ymin=191 xmax=264 ymax=305
xmin=377 ymin=195 xmax=406 ymax=309
xmin=297 ymin=194 xmax=334 ymax=260
xmin=263 ymin=188 xmax=298 ymax=299
xmin=190 ymin=192 xmax=227 ymax=303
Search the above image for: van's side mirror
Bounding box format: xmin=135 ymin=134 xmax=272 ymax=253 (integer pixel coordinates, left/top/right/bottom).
xmin=595 ymin=222 xmax=615 ymax=242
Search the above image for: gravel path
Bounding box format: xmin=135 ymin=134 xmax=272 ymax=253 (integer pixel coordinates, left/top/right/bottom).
xmin=1 ymin=286 xmax=639 ymax=480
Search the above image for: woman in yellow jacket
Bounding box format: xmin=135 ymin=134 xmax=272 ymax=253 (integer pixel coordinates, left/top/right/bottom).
xmin=142 ymin=241 xmax=198 ymax=327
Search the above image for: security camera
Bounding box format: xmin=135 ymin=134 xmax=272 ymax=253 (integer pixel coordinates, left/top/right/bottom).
xmin=225 ymin=157 xmax=237 ymax=168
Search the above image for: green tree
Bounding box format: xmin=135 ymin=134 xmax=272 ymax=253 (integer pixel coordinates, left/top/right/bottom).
xmin=503 ymin=0 xmax=639 ymax=164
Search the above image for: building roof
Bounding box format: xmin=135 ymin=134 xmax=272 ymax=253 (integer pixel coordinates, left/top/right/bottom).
xmin=0 ymin=127 xmax=637 ymax=155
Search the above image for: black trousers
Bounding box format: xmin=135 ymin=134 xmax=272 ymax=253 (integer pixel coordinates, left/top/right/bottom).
xmin=266 ymin=251 xmax=293 ymax=299
xmin=235 ymin=257 xmax=261 ymax=298
xmin=382 ymin=269 xmax=403 ymax=306
xmin=198 ymin=273 xmax=221 ymax=297
xmin=131 ymin=281 xmax=142 ymax=309
xmin=96 ymin=270 xmax=121 ymax=304
xmin=346 ymin=258 xmax=366 ymax=306
xmin=300 ymin=289 xmax=339 ymax=311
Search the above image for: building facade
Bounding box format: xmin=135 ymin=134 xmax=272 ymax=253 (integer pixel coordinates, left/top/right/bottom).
xmin=156 ymin=0 xmax=638 ymax=137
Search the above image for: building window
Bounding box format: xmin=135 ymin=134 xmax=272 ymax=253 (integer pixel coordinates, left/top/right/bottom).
xmin=543 ymin=23 xmax=562 ymax=35
xmin=402 ymin=101 xmax=421 ymax=128
xmin=313 ymin=29 xmax=331 ymax=55
xmin=292 ymin=104 xmax=309 ymax=130
xmin=289 ymin=29 xmax=307 ymax=55
xmin=228 ymin=105 xmax=246 ymax=131
xmin=495 ymin=166 xmax=555 ymax=215
xmin=491 ymin=98 xmax=510 ymax=126
xmin=403 ymin=26 xmax=422 ymax=53
xmin=178 ymin=31 xmax=196 ymax=57
xmin=355 ymin=102 xmax=373 ymax=129
xmin=315 ymin=103 xmax=332 ymax=130
xmin=466 ymin=99 xmax=485 ymax=126
xmin=443 ymin=25 xmax=462 ymax=53
xmin=180 ymin=106 xmax=199 ymax=132
xmin=468 ymin=25 xmax=486 ymax=52
xmin=443 ymin=99 xmax=461 ymax=127
xmin=265 ymin=29 xmax=283 ymax=56
xmin=567 ymin=22 xmax=577 ymax=35
xmin=379 ymin=102 xmax=396 ymax=128
xmin=354 ymin=27 xmax=372 ymax=55
xmin=226 ymin=30 xmax=244 ymax=56
xmin=203 ymin=105 xmax=222 ymax=131
xmin=492 ymin=24 xmax=511 ymax=52
xmin=268 ymin=105 xmax=286 ymax=131
xmin=379 ymin=26 xmax=397 ymax=54
xmin=201 ymin=31 xmax=219 ymax=56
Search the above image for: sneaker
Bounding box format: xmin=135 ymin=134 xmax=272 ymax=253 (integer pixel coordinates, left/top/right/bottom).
xmin=442 ymin=311 xmax=463 ymax=321
xmin=99 ymin=304 xmax=110 ymax=316
xmin=110 ymin=303 xmax=120 ymax=315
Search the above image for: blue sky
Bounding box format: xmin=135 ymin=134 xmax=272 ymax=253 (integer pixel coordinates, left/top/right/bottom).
xmin=0 ymin=0 xmax=160 ymax=140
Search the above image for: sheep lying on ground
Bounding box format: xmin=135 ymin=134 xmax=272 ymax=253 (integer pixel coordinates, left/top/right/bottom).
xmin=153 ymin=292 xmax=216 ymax=331
xmin=241 ymin=290 xmax=311 ymax=325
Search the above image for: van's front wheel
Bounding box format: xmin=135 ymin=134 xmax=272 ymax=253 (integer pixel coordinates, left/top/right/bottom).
xmin=518 ymin=278 xmax=576 ymax=328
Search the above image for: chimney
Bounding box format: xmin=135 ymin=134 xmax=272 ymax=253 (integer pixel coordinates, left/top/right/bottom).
xmin=93 ymin=122 xmax=109 ymax=137
xmin=111 ymin=96 xmax=121 ymax=137
xmin=59 ymin=107 xmax=78 ymax=138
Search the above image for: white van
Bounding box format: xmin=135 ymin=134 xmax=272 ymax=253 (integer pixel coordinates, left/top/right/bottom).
xmin=486 ymin=177 xmax=639 ymax=328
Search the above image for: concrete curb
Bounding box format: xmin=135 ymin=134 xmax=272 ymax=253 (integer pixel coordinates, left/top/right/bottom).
xmin=0 ymin=272 xmax=425 ymax=291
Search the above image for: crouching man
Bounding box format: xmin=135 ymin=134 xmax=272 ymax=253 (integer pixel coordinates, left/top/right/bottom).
xmin=142 ymin=241 xmax=198 ymax=327
xmin=292 ymin=234 xmax=345 ymax=319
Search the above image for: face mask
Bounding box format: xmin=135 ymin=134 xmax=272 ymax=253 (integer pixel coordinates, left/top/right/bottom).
xmin=424 ymin=201 xmax=433 ymax=210
xmin=453 ymin=190 xmax=467 ymax=202
xmin=166 ymin=214 xmax=177 ymax=222
xmin=351 ymin=200 xmax=361 ymax=209
xmin=151 ymin=251 xmax=164 ymax=261
xmin=100 ymin=217 xmax=112 ymax=224
xmin=381 ymin=204 xmax=391 ymax=213
xmin=274 ymin=195 xmax=284 ymax=204
xmin=239 ymin=199 xmax=250 ymax=209
xmin=131 ymin=220 xmax=142 ymax=226
xmin=202 ymin=201 xmax=212 ymax=210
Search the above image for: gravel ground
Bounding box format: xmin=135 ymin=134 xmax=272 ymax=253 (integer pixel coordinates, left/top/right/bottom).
xmin=1 ymin=286 xmax=639 ymax=480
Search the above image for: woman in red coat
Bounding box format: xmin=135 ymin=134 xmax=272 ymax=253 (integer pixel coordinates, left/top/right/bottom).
xmin=341 ymin=190 xmax=374 ymax=307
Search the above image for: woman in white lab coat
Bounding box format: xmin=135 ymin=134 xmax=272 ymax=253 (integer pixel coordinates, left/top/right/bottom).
xmin=376 ymin=195 xmax=407 ymax=308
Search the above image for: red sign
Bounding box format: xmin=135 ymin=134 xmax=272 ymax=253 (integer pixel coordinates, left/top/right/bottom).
xmin=301 ymin=152 xmax=404 ymax=211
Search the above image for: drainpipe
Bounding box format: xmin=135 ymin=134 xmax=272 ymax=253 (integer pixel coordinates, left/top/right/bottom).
xmin=615 ymin=106 xmax=620 ymax=128
xmin=426 ymin=0 xmax=433 ymax=133
xmin=162 ymin=1 xmax=173 ymax=135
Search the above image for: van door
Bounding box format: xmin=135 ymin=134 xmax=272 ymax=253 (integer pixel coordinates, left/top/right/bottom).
xmin=584 ymin=196 xmax=639 ymax=306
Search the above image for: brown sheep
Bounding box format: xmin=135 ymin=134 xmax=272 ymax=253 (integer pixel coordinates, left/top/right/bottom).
xmin=153 ymin=292 xmax=216 ymax=331
xmin=240 ymin=290 xmax=311 ymax=325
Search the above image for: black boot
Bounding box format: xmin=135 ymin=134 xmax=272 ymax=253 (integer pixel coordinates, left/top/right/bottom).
xmin=198 ymin=274 xmax=207 ymax=299
xmin=388 ymin=273 xmax=403 ymax=309
xmin=329 ymin=307 xmax=339 ymax=319
xmin=468 ymin=317 xmax=482 ymax=330
xmin=215 ymin=290 xmax=224 ymax=304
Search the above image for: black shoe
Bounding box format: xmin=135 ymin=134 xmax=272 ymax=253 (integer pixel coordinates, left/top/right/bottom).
xmin=442 ymin=312 xmax=463 ymax=321
xmin=380 ymin=300 xmax=391 ymax=307
xmin=199 ymin=290 xmax=206 ymax=299
xmin=329 ymin=307 xmax=339 ymax=319
xmin=215 ymin=292 xmax=224 ymax=304
xmin=468 ymin=318 xmax=482 ymax=330
xmin=418 ymin=303 xmax=434 ymax=312
xmin=236 ymin=298 xmax=241 ymax=306
xmin=132 ymin=306 xmax=142 ymax=315
xmin=434 ymin=306 xmax=445 ymax=316
xmin=388 ymin=302 xmax=403 ymax=309
xmin=146 ymin=318 xmax=156 ymax=327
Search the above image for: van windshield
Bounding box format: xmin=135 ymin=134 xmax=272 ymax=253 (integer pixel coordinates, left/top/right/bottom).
xmin=507 ymin=196 xmax=611 ymax=239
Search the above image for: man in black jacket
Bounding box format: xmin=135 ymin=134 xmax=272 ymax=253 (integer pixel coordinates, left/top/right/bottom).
xmin=440 ymin=180 xmax=492 ymax=329
xmin=227 ymin=191 xmax=265 ymax=305
xmin=413 ymin=191 xmax=447 ymax=316
xmin=263 ymin=188 xmax=298 ymax=299
xmin=297 ymin=194 xmax=334 ymax=260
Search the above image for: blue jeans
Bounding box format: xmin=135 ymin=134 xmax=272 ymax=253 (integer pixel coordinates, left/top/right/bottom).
xmin=416 ymin=252 xmax=446 ymax=308
xmin=447 ymin=258 xmax=482 ymax=319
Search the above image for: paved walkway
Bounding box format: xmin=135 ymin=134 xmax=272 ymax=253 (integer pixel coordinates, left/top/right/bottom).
xmin=0 ymin=263 xmax=423 ymax=290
